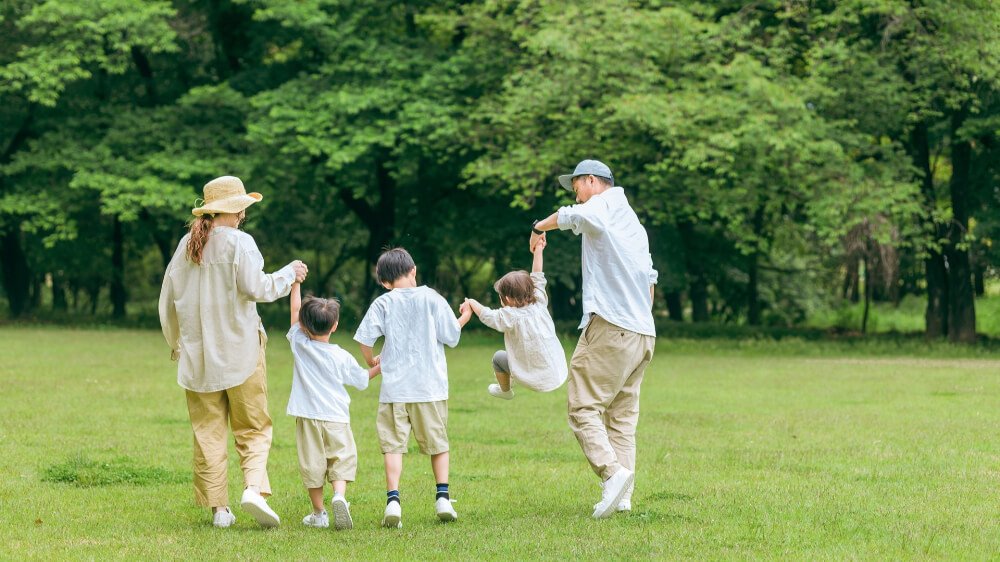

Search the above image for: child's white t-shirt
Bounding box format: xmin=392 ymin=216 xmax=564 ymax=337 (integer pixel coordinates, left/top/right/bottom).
xmin=353 ymin=286 xmax=461 ymax=403
xmin=477 ymin=272 xmax=568 ymax=392
xmin=286 ymin=323 xmax=369 ymax=423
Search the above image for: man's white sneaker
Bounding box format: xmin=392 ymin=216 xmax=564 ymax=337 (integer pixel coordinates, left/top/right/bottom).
xmin=331 ymin=495 xmax=353 ymax=531
xmin=435 ymin=497 xmax=457 ymax=522
xmin=592 ymin=468 xmax=634 ymax=519
xmin=212 ymin=507 xmax=236 ymax=528
xmin=302 ymin=510 xmax=329 ymax=528
xmin=488 ymin=384 xmax=514 ymax=400
xmin=618 ymin=480 xmax=634 ymax=512
xmin=240 ymin=488 xmax=281 ymax=528
xmin=382 ymin=501 xmax=402 ymax=528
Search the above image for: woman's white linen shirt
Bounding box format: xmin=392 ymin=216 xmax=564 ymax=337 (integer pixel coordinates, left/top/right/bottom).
xmin=159 ymin=226 xmax=296 ymax=392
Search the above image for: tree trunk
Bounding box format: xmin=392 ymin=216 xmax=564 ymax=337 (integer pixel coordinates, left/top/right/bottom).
xmin=747 ymin=251 xmax=760 ymax=326
xmin=548 ymin=280 xmax=576 ymax=323
xmin=335 ymin=154 xmax=395 ymax=303
xmin=111 ymin=216 xmax=127 ymax=319
xmin=861 ymin=257 xmax=872 ymax=333
xmin=52 ymin=273 xmax=68 ymax=312
xmin=88 ymin=284 xmax=101 ymax=316
xmin=747 ymin=209 xmax=765 ymax=326
xmin=0 ymin=111 xmax=35 ymax=317
xmin=1 ymin=225 xmax=31 ymax=317
xmin=911 ymin=121 xmax=948 ymax=338
xmin=925 ymin=253 xmax=948 ymax=338
xmin=30 ymin=274 xmax=43 ymax=310
xmin=676 ymin=220 xmax=709 ymax=322
xmin=664 ymin=291 xmax=683 ymax=322
xmin=973 ymin=261 xmax=985 ymax=298
xmin=842 ymin=259 xmax=858 ymax=300
xmin=945 ymin=111 xmax=976 ymax=343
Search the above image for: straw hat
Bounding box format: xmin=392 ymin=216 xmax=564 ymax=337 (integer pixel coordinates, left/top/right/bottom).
xmin=191 ymin=176 xmax=262 ymax=216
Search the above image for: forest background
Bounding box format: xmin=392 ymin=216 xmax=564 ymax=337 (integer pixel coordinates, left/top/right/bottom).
xmin=2 ymin=0 xmax=1000 ymax=341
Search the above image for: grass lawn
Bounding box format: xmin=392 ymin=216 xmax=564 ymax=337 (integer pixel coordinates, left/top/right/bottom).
xmin=3 ymin=326 xmax=1000 ymax=559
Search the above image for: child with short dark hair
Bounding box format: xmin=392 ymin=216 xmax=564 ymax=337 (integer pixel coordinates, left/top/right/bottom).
xmin=354 ymin=247 xmax=473 ymax=528
xmin=287 ymin=282 xmax=380 ymax=531
xmin=462 ymin=235 xmax=568 ymax=399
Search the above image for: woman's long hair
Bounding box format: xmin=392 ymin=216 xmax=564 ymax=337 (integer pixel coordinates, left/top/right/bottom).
xmin=186 ymin=215 xmax=214 ymax=265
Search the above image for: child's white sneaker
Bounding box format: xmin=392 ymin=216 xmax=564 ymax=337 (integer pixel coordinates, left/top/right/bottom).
xmin=435 ymin=498 xmax=457 ymax=522
xmin=302 ymin=510 xmax=329 ymax=528
xmin=488 ymin=384 xmax=514 ymax=400
xmin=330 ymin=495 xmax=353 ymax=531
xmin=240 ymin=488 xmax=281 ymax=528
xmin=212 ymin=507 xmax=235 ymax=528
xmin=382 ymin=501 xmax=402 ymax=528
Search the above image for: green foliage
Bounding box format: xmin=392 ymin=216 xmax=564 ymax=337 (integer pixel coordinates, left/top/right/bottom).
xmin=1 ymin=0 xmax=999 ymax=333
xmin=0 ymin=0 xmax=178 ymax=105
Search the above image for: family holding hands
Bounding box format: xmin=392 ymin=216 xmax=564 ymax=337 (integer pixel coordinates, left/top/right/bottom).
xmin=159 ymin=159 xmax=657 ymax=530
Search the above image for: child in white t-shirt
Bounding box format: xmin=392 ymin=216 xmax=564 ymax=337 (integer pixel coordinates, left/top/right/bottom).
xmin=354 ymin=247 xmax=472 ymax=529
xmin=461 ymin=235 xmax=568 ymax=399
xmin=287 ymin=282 xmax=380 ymax=531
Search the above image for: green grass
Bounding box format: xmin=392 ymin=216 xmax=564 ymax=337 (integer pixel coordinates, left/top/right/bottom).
xmin=3 ymin=327 xmax=1000 ymax=559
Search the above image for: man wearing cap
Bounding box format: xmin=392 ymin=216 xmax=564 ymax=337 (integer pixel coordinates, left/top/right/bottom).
xmin=530 ymin=160 xmax=657 ymax=519
xmin=159 ymin=176 xmax=308 ymax=529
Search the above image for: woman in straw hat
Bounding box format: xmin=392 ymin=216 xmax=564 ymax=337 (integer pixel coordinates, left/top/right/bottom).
xmin=159 ymin=175 xmax=308 ymax=529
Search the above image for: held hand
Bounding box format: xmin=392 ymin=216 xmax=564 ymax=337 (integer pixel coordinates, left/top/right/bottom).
xmin=292 ymin=260 xmax=309 ymax=283
xmin=458 ymin=300 xmax=471 ymax=316
xmin=533 ymin=234 xmax=547 ymax=252
xmin=466 ymin=298 xmax=483 ymax=315
xmin=373 ymin=354 xmax=381 ymax=367
xmin=459 ymin=306 xmax=473 ymax=324
xmin=529 ymin=231 xmax=541 ymax=253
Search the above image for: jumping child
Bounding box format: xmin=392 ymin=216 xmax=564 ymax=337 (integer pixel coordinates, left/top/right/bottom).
xmin=461 ymin=234 xmax=568 ymax=399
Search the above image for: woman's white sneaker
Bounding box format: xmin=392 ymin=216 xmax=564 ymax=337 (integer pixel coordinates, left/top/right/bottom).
xmin=212 ymin=507 xmax=236 ymax=528
xmin=241 ymin=488 xmax=281 ymax=528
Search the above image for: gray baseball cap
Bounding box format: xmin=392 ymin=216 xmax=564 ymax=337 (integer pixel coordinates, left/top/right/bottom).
xmin=558 ymin=159 xmax=614 ymax=191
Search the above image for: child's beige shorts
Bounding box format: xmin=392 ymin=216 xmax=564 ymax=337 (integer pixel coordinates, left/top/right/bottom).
xmin=295 ymin=417 xmax=357 ymax=488
xmin=376 ymin=401 xmax=449 ymax=455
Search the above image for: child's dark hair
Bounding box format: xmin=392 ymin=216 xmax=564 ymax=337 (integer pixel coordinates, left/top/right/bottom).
xmin=494 ymin=270 xmax=537 ymax=307
xmin=376 ymin=247 xmax=416 ymax=285
xmin=300 ymin=296 xmax=340 ymax=336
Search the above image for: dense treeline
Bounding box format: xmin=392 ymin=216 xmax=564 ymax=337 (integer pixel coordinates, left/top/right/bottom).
xmin=1 ymin=0 xmax=998 ymax=340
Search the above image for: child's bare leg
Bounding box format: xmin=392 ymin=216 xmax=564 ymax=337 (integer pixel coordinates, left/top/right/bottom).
xmin=494 ymin=370 xmax=511 ymax=392
xmin=385 ymin=453 xmax=403 ymax=491
xmin=332 ymin=480 xmax=347 ymax=496
xmin=431 ymin=451 xmax=449 ymax=484
xmin=308 ymin=487 xmax=325 ymax=512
